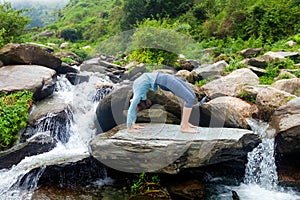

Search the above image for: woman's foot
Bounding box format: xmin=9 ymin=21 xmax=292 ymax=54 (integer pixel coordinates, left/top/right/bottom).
xmin=188 ymin=123 xmax=197 ymax=128
xmin=181 ymin=125 xmax=198 ymax=134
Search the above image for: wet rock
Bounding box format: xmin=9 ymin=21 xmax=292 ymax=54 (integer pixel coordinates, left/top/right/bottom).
xmin=168 ymin=179 xmax=205 ymax=200
xmin=65 ymin=73 xmax=90 ymax=85
xmin=270 ymin=97 xmax=300 ymax=154
xmin=90 ymin=124 xmax=260 ymax=174
xmin=0 ymin=43 xmax=62 ymax=71
xmin=21 ymin=94 xmax=71 ymax=143
xmin=0 ymin=65 xmax=57 ymax=101
xmin=0 ymin=132 xmax=57 ymax=169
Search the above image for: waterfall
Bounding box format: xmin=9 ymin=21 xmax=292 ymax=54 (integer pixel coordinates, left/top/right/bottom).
xmin=230 ymin=119 xmax=300 ymax=200
xmin=0 ymin=72 xmax=114 ymax=199
xmin=244 ymin=119 xmax=278 ymax=190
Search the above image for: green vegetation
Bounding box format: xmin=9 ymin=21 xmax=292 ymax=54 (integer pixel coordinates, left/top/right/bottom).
xmin=0 ymin=91 xmax=33 ymax=150
xmin=129 ymin=172 xmax=170 ymax=200
xmin=239 ymin=90 xmax=256 ymax=103
xmin=0 ymin=2 xmax=30 ymax=47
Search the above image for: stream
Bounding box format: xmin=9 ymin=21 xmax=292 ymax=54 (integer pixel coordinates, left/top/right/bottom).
xmin=0 ymin=71 xmax=299 ymax=199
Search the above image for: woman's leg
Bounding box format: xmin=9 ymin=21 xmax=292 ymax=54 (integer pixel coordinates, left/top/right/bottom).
xmin=155 ymin=74 xmax=198 ymax=133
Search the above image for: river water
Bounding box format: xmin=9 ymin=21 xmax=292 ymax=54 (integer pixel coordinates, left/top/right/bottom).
xmin=0 ymin=72 xmax=300 ymax=199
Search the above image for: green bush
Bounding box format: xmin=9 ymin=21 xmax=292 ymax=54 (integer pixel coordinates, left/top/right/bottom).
xmin=259 ymin=65 xmax=280 ymax=85
xmin=129 ymin=173 xmax=170 ymax=200
xmin=0 ymin=91 xmax=33 ymax=150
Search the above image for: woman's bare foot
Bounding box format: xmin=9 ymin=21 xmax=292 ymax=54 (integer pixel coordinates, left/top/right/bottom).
xmin=181 ymin=125 xmax=198 ymax=134
xmin=188 ymin=123 xmax=197 ymax=128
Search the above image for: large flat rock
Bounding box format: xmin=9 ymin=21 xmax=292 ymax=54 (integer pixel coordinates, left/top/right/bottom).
xmin=89 ymin=124 xmax=260 ymax=174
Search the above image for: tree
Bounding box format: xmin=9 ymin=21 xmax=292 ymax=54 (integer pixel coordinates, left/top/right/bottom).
xmin=0 ymin=2 xmax=30 ymax=46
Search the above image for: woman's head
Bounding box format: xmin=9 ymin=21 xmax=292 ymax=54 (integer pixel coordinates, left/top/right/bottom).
xmin=137 ymin=99 xmax=152 ymax=111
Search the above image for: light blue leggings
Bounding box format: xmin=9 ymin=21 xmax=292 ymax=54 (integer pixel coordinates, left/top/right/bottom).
xmin=155 ymin=73 xmax=196 ymax=108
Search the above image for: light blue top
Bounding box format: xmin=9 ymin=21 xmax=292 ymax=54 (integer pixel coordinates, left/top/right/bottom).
xmin=127 ymin=73 xmax=159 ymax=128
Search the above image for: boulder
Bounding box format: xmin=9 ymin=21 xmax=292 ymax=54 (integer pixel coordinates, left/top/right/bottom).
xmin=201 ymin=68 xmax=259 ymax=99
xmin=256 ymin=86 xmax=297 ymax=121
xmin=0 ymin=65 xmax=57 ymax=101
xmin=89 ymin=124 xmax=260 ymax=174
xmin=0 ymin=43 xmax=62 ymax=71
xmin=193 ymin=60 xmax=228 ymax=80
xmin=246 ymin=58 xmax=268 ymax=68
xmin=202 ymin=96 xmax=258 ymax=128
xmin=176 ymin=70 xmax=199 ymax=84
xmin=239 ymin=48 xmax=263 ymax=58
xmin=262 ymin=51 xmax=299 ymax=63
xmin=0 ymin=132 xmax=57 ymax=169
xmin=54 ymin=51 xmax=83 ymax=65
xmin=272 ymin=78 xmax=300 ymax=96
xmin=21 ymin=94 xmax=71 ymax=143
xmin=270 ymin=97 xmax=300 ymax=154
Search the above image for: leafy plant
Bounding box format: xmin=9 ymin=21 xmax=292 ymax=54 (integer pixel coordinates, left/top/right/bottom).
xmin=0 ymin=91 xmax=33 ymax=150
xmin=195 ymin=79 xmax=209 ymax=87
xmin=239 ymin=90 xmax=256 ymax=103
xmin=129 ymin=172 xmax=170 ymax=200
xmin=259 ymin=65 xmax=280 ymax=85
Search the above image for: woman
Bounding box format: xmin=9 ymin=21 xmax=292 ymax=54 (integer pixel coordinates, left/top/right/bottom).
xmin=127 ymin=72 xmax=198 ymax=133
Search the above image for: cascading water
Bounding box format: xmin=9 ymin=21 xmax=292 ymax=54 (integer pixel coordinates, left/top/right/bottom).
xmin=0 ymin=71 xmax=114 ymax=199
xmin=221 ymin=119 xmax=300 ymax=200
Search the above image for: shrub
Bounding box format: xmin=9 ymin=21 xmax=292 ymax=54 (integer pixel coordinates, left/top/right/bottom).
xmin=0 ymin=91 xmax=33 ymax=150
xmin=129 ymin=173 xmax=170 ymax=199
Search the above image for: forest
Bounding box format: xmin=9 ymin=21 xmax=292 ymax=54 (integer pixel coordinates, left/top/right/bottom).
xmin=0 ymin=0 xmax=300 ymax=52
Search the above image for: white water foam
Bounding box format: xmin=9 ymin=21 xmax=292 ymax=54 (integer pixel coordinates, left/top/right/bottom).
xmin=0 ymin=72 xmax=113 ymax=199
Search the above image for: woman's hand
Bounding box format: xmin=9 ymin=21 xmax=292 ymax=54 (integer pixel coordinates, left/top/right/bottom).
xmin=132 ymin=123 xmax=145 ymax=129
xmin=127 ymin=123 xmax=145 ymax=133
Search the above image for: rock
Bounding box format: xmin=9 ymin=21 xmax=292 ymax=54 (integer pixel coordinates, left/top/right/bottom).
xmin=59 ymin=62 xmax=79 ymax=74
xmin=193 ymin=60 xmax=228 ymax=80
xmin=178 ymin=60 xmax=195 ymax=71
xmin=65 ymin=73 xmax=90 ymax=85
xmin=202 ymin=96 xmax=258 ymax=128
xmin=247 ymin=58 xmax=267 ymax=68
xmin=0 ymin=65 xmax=57 ymax=101
xmin=89 ymin=124 xmax=260 ymax=174
xmin=54 ymin=51 xmax=83 ymax=64
xmin=21 ymin=94 xmax=71 ymax=143
xmin=262 ymin=51 xmax=299 ymax=62
xmin=25 ymin=42 xmax=54 ymax=53
xmin=272 ymin=78 xmax=300 ymax=96
xmin=239 ymin=48 xmax=263 ymax=58
xmin=270 ymin=97 xmax=300 ymax=154
xmin=256 ymin=86 xmax=297 ymax=121
xmin=0 ymin=43 xmax=62 ymax=71
xmin=168 ymin=179 xmax=205 ymax=200
xmin=121 ymin=64 xmax=146 ymax=81
xmin=274 ymin=69 xmax=297 ymax=81
xmin=136 ymin=108 xmax=180 ymax=125
xmin=201 ymin=68 xmax=259 ymax=99
xmin=176 ymin=70 xmax=199 ymax=84
xmin=246 ymin=65 xmax=266 ymax=76
xmin=286 ymin=40 xmax=297 ymax=47
xmin=95 ymin=85 xmax=132 ymax=133
xmin=0 ymin=60 xmax=3 ymax=67
xmin=0 ymin=132 xmax=57 ymax=169
xmin=60 ymin=42 xmax=69 ymax=49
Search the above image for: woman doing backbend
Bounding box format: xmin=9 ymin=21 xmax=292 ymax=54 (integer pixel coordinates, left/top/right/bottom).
xmin=127 ymin=72 xmax=198 ymax=133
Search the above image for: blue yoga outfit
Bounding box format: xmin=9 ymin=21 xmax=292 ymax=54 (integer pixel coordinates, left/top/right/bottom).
xmin=126 ymin=72 xmax=196 ymax=128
